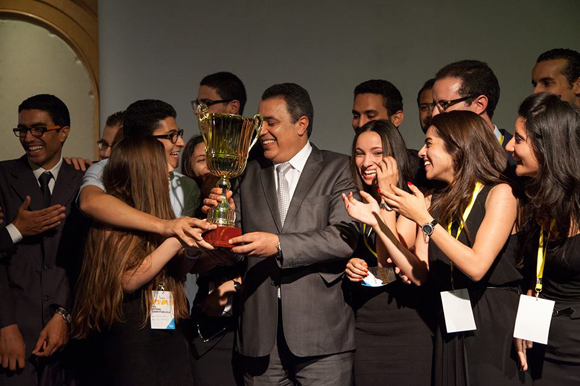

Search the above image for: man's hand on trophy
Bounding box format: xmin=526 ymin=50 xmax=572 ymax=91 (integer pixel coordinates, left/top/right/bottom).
xmin=229 ymin=232 xmax=279 ymax=258
xmin=201 ymin=187 xmax=235 ymax=214
xmin=160 ymin=217 xmax=216 ymax=248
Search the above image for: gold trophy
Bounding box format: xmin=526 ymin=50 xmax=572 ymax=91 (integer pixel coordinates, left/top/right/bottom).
xmin=196 ymin=104 xmax=263 ymax=247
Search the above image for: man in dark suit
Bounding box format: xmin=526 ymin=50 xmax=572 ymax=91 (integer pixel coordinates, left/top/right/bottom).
xmin=220 ymin=83 xmax=358 ymax=385
xmin=0 ymin=94 xmax=86 ymax=385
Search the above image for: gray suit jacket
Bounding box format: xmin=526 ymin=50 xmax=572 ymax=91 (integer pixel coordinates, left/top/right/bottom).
xmin=233 ymin=144 xmax=358 ymax=358
xmin=0 ymin=156 xmax=87 ymax=355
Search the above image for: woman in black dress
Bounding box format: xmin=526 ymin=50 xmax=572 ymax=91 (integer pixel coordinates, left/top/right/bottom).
xmin=507 ymin=93 xmax=580 ymax=384
xmin=344 ymin=111 xmax=528 ymax=385
xmin=344 ymin=120 xmax=434 ymax=385
xmin=72 ymin=137 xmax=213 ymax=386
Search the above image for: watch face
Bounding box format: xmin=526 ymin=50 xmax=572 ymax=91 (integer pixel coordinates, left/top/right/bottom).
xmin=422 ymin=224 xmax=433 ymax=235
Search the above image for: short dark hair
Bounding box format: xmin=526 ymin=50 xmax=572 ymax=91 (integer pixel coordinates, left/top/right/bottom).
xmin=417 ymin=78 xmax=436 ymax=105
xmin=105 ymin=110 xmax=125 ymax=127
xmin=18 ymin=94 xmax=70 ymax=127
xmin=435 ymin=60 xmax=500 ymax=119
xmin=354 ymin=79 xmax=403 ymax=116
xmin=123 ymin=100 xmax=176 ymax=137
xmin=200 ymin=72 xmax=247 ymax=115
xmin=536 ymin=48 xmax=580 ymax=86
xmin=261 ymin=83 xmax=314 ymax=137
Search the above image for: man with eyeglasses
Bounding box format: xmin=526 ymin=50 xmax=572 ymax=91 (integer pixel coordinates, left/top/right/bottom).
xmin=97 ymin=110 xmax=125 ymax=160
xmin=431 ymin=60 xmax=512 ymax=148
xmin=0 ymin=94 xmax=89 ymax=384
xmin=193 ymin=71 xmax=247 ymax=116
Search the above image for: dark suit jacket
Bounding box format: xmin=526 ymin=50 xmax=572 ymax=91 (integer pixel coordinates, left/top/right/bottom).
xmin=0 ymin=156 xmax=87 ymax=356
xmin=233 ymin=144 xmax=359 ymax=358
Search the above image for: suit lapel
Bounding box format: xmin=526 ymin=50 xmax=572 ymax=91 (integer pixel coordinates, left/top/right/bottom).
xmin=259 ymin=163 xmax=283 ymax=233
xmin=282 ymin=146 xmax=323 ymax=233
xmin=51 ymin=162 xmax=80 ymax=207
xmin=10 ymin=156 xmax=45 ymax=211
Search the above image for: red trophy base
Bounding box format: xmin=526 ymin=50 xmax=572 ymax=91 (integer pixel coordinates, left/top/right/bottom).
xmin=203 ymin=226 xmax=242 ymax=248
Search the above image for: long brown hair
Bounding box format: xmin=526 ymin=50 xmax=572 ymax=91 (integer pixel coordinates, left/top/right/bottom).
xmin=429 ymin=111 xmax=509 ymax=239
xmin=72 ymin=137 xmax=188 ymax=338
xmin=517 ymin=93 xmax=580 ymax=250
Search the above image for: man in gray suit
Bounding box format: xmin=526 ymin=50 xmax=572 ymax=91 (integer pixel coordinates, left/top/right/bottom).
xmin=218 ymin=83 xmax=358 ymax=385
xmin=0 ymin=94 xmax=88 ymax=385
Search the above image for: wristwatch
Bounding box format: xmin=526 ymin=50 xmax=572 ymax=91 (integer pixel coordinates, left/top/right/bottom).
xmin=55 ymin=307 xmax=72 ymax=324
xmin=421 ymin=219 xmax=438 ymax=237
xmin=232 ymin=279 xmax=242 ymax=292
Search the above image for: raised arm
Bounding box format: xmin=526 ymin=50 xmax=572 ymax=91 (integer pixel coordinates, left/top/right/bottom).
xmin=343 ymin=191 xmax=429 ymax=285
xmin=122 ymin=237 xmax=183 ymax=293
xmin=384 ymin=183 xmax=517 ymax=282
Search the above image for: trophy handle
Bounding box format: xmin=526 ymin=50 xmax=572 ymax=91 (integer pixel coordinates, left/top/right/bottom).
xmin=196 ymin=103 xmax=210 ymax=143
xmin=248 ymin=114 xmax=264 ymax=150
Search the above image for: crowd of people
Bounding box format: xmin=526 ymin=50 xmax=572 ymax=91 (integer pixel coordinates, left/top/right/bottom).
xmin=0 ymin=47 xmax=579 ymax=386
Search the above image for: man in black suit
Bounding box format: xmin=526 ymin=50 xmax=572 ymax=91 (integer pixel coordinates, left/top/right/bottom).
xmin=221 ymin=83 xmax=358 ymax=385
xmin=0 ymin=94 xmax=86 ymax=385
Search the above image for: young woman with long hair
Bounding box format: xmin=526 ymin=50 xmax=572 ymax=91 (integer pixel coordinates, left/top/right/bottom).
xmin=507 ymin=93 xmax=580 ymax=383
xmin=344 ymin=111 xmax=527 ymax=385
xmin=345 ymin=119 xmax=434 ymax=385
xmin=73 ymin=136 xmax=211 ymax=386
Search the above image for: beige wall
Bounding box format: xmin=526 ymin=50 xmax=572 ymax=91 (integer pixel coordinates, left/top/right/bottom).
xmin=0 ymin=18 xmax=95 ymax=161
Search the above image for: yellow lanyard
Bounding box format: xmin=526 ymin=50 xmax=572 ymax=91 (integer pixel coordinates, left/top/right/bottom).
xmin=447 ymin=182 xmax=484 ymax=289
xmin=536 ymin=220 xmax=555 ymax=296
xmin=362 ymin=223 xmax=377 ymax=258
xmin=499 ymin=133 xmax=504 ymax=146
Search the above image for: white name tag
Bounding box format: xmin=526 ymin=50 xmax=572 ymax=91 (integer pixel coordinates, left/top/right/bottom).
xmin=151 ymin=290 xmax=175 ymax=330
xmin=440 ymin=288 xmax=477 ymax=333
xmin=513 ymin=294 xmax=555 ymax=345
xmin=362 ymin=266 xmax=397 ymax=287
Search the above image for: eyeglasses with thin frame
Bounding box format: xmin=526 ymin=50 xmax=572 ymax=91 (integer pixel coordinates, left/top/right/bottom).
xmin=96 ymin=140 xmax=113 ymax=150
xmin=191 ymin=99 xmax=234 ymax=111
xmin=13 ymin=125 xmax=62 ymax=138
xmin=432 ymin=95 xmax=476 ymax=112
xmin=152 ymin=128 xmax=184 ymax=144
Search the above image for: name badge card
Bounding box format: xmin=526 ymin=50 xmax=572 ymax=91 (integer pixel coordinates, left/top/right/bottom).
xmin=513 ymin=294 xmax=555 ymax=345
xmin=362 ymin=266 xmax=397 ymax=287
xmin=440 ymin=288 xmax=477 ymax=333
xmin=151 ymin=290 xmax=175 ymax=330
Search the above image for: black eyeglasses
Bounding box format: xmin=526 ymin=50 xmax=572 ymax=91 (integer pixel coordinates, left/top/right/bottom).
xmin=432 ymin=95 xmax=476 ymax=112
xmin=191 ymin=99 xmax=234 ymax=111
xmin=152 ymin=128 xmax=184 ymax=144
xmin=13 ymin=125 xmax=62 ymax=138
xmin=97 ymin=140 xmax=113 ymax=150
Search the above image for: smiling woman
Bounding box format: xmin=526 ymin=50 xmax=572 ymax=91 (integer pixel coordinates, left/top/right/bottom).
xmin=344 ymin=111 xmax=528 ymax=385
xmin=345 ymin=119 xmax=434 ymax=386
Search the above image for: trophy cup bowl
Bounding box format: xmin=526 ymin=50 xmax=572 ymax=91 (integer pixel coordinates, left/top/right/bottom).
xmin=196 ymin=104 xmax=263 ymax=247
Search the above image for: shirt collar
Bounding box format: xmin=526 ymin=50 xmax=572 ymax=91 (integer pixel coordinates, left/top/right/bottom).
xmin=493 ymin=125 xmax=502 ymax=143
xmin=275 ymin=141 xmax=312 ymax=173
xmin=29 ymin=157 xmax=63 ymax=182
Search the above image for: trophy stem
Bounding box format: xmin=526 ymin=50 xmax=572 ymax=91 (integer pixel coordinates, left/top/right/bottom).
xmin=207 ymin=177 xmax=235 ymax=227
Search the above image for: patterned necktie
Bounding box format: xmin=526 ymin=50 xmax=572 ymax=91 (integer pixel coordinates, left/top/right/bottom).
xmin=276 ymin=163 xmax=292 ymax=225
xmin=38 ymin=172 xmax=53 ymax=207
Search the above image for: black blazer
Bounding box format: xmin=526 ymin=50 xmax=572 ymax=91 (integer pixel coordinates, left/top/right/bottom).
xmin=0 ymin=156 xmax=87 ymax=354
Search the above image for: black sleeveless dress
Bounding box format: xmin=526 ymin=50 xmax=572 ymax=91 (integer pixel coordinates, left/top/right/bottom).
xmin=429 ymin=185 xmax=529 ymax=385
xmin=349 ymin=225 xmax=435 ymax=386
xmin=529 ymin=234 xmax=580 ymax=384
xmin=83 ymin=290 xmax=195 ymax=386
